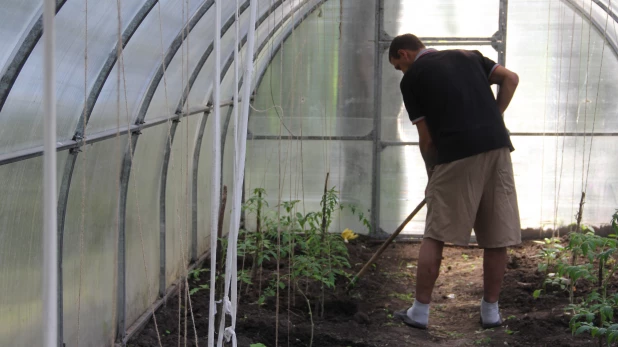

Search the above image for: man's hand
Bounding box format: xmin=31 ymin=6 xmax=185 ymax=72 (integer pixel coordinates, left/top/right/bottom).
xmin=489 ymin=65 xmax=519 ymax=114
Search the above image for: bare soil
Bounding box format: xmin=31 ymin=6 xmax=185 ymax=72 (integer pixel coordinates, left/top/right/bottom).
xmin=128 ymin=238 xmax=610 ymax=347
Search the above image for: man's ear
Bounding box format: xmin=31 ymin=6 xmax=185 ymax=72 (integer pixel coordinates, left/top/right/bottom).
xmin=397 ymin=49 xmax=407 ymax=60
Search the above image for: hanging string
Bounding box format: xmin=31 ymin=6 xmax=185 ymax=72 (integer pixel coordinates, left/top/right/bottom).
xmin=581 ymin=0 xmax=595 ymax=193
xmin=584 ymin=0 xmax=612 ymax=195
xmin=554 ymin=2 xmax=579 ymax=236
xmin=570 ymin=0 xmax=587 ymax=231
xmin=540 ymin=0 xmax=553 ymax=231
xmin=76 ymin=0 xmax=88 ymax=345
xmin=552 ymin=2 xmax=566 ymax=235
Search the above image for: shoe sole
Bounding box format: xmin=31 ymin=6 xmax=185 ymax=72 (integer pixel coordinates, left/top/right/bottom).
xmin=394 ymin=310 xmax=428 ymax=330
xmin=480 ymin=316 xmax=503 ymax=329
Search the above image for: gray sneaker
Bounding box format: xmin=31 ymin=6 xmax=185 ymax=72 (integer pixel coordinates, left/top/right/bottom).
xmin=394 ymin=310 xmax=428 ymax=330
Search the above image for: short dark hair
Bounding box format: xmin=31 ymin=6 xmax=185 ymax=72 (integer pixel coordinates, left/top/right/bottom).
xmin=389 ymin=34 xmax=425 ymax=59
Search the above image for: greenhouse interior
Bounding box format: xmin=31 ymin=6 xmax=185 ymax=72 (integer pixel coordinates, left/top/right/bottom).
xmin=1 ymin=0 xmax=618 ymax=346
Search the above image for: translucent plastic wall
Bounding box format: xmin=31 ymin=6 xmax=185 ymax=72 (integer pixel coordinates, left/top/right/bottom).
xmin=0 ymin=0 xmax=617 ymax=346
xmin=248 ymin=0 xmax=618 ymax=237
xmin=0 ymin=0 xmax=327 ymax=345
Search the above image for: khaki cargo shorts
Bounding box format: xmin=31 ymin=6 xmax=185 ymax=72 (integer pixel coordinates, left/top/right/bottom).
xmin=424 ymin=147 xmax=521 ymax=248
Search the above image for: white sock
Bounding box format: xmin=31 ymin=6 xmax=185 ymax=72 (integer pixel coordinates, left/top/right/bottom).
xmin=480 ymin=298 xmax=500 ymax=323
xmin=406 ymin=299 xmax=430 ymax=325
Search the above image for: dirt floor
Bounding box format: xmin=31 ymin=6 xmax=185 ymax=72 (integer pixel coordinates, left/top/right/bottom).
xmin=128 ymin=237 xmax=610 ymax=347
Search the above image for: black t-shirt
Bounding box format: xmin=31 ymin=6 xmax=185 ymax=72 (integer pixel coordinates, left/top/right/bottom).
xmin=400 ymin=49 xmax=514 ymax=164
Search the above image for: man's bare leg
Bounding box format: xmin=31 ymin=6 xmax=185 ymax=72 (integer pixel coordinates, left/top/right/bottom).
xmin=396 ymin=237 xmax=445 ymax=328
xmin=483 ymin=247 xmax=507 ymax=302
xmin=481 ymin=247 xmax=507 ymax=326
xmin=415 ymin=237 xmax=445 ymax=304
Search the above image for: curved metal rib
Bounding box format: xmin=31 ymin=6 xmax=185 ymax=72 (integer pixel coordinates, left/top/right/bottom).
xmin=0 ymin=0 xmax=67 ymax=113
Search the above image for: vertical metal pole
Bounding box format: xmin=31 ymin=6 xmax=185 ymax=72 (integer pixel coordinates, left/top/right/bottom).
xmin=371 ymin=0 xmax=384 ymax=236
xmin=43 ymin=0 xmax=58 ymax=346
xmin=498 ymin=0 xmax=509 ymax=66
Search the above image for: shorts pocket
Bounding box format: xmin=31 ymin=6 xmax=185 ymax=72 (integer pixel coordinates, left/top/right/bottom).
xmin=497 ymin=169 xmax=515 ymax=195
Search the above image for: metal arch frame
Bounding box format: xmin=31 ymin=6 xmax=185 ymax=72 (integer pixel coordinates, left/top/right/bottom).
xmin=55 ymin=2 xmax=159 ymax=343
xmin=156 ymin=0 xmax=256 ymax=298
xmin=115 ymin=0 xmax=325 ymax=343
xmin=189 ymin=0 xmax=314 ymax=262
xmin=117 ymin=0 xmax=301 ymax=340
xmin=565 ymin=0 xmax=618 ymax=55
xmin=0 ymin=0 xmax=67 ymax=113
xmin=113 ymin=0 xmax=216 ymax=341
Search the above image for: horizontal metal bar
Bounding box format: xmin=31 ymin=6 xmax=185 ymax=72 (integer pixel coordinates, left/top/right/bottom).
xmin=381 ymin=141 xmax=419 ymax=147
xmin=179 ymin=99 xmax=239 ymax=116
xmin=380 ymin=131 xmax=618 ymax=148
xmin=121 ymin=250 xmax=211 ymax=346
xmin=247 ymin=131 xmax=373 ymax=141
xmin=510 ymin=132 xmax=618 ymax=136
xmin=0 ymin=98 xmax=235 ymax=166
xmin=380 ymin=36 xmax=493 ymax=43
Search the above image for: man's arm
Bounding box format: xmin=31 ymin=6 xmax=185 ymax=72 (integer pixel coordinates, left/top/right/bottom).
xmin=489 ymin=65 xmax=519 ymax=114
xmin=416 ymin=119 xmax=438 ymax=179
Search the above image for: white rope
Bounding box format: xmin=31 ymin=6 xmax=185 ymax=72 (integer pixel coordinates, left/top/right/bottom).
xmin=208 ymin=0 xmax=222 ymax=345
xmin=216 ymin=1 xmax=258 ymax=346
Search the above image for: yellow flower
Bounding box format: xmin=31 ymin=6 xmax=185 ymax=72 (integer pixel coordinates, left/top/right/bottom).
xmin=341 ymin=228 xmax=358 ymax=243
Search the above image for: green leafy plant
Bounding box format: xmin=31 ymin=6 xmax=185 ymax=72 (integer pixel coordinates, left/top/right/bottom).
xmin=250 ymin=343 xmax=267 ymax=347
xmin=239 ymin=185 xmax=370 ymax=347
xmin=189 ymin=284 xmax=210 ymax=296
xmin=532 ymin=237 xmax=566 ymax=297
xmin=552 ymin=210 xmax=618 ymax=345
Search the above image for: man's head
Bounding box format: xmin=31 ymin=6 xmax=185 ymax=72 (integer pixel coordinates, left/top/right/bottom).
xmin=388 ymin=34 xmax=425 ymax=73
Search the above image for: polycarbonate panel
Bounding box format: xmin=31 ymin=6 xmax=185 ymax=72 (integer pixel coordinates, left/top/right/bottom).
xmin=507 ymin=0 xmax=618 ymax=133
xmin=379 ymin=146 xmax=428 ymax=235
xmin=511 ymin=136 xmax=618 ymax=229
xmin=197 ymin=113 xmax=214 ymax=255
xmin=86 ymin=0 xmax=203 ymax=133
xmin=125 ymin=126 xmax=168 ymax=326
xmin=185 ymin=0 xmax=302 ymax=110
xmin=0 ymin=0 xmax=146 ymax=155
xmin=381 ymin=46 xmax=499 ymax=143
xmin=165 ymin=116 xmax=200 ymax=287
xmin=0 ymin=153 xmax=67 ymax=347
xmin=380 ymin=134 xmax=618 ymax=235
xmin=384 ymin=0 xmax=499 ymax=38
xmin=62 ymin=136 xmax=128 ymax=347
xmin=244 ymin=140 xmax=373 ymax=235
xmin=0 ymin=1 xmax=40 ymax=72
xmin=250 ymin=0 xmax=374 ymax=138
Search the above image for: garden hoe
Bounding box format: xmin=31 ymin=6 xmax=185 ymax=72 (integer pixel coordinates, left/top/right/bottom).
xmin=347 ymin=198 xmax=427 ymax=291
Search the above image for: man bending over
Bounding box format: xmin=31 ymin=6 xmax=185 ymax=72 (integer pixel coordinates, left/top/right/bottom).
xmin=389 ymin=34 xmax=521 ymax=329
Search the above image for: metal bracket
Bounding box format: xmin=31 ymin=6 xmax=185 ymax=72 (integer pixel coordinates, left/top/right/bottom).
xmin=491 ymin=30 xmax=504 ymax=54
xmin=379 ymin=30 xmax=392 ymax=42
xmin=371 ymin=227 xmax=391 ymax=240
